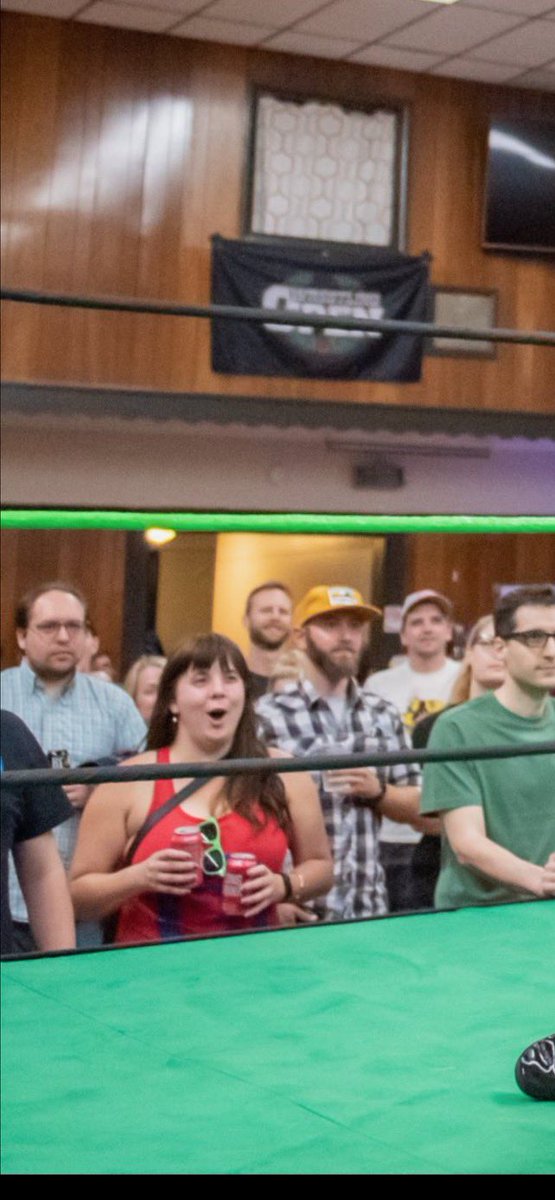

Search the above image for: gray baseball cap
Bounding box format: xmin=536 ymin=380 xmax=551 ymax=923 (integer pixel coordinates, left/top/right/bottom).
xmin=401 ymin=590 xmax=453 ymax=623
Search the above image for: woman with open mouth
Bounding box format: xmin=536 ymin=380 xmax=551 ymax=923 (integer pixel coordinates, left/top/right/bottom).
xmin=70 ymin=634 xmax=332 ymax=943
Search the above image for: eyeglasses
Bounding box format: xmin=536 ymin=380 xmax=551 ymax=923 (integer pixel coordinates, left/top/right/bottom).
xmin=199 ymin=817 xmax=226 ymax=876
xmin=505 ymin=630 xmax=555 ymax=651
xmin=30 ymin=621 xmax=86 ymax=637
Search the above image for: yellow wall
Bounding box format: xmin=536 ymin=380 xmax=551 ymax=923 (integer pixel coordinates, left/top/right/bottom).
xmin=212 ymin=532 xmax=385 ymax=652
xmin=156 ymin=533 xmax=217 ymax=654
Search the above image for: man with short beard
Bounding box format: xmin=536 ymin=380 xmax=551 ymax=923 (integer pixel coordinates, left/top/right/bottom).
xmin=257 ymin=586 xmax=422 ymax=921
xmin=243 ymin=581 xmax=293 ymax=700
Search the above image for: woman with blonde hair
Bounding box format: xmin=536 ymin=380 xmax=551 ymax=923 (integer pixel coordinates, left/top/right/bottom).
xmin=124 ymin=655 xmax=167 ymax=724
xmin=448 ymin=614 xmax=506 ymax=706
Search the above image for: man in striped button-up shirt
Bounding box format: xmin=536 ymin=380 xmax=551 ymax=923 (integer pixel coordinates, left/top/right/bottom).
xmin=1 ymin=581 xmax=146 ymax=950
xmin=257 ymin=585 xmax=421 ymax=923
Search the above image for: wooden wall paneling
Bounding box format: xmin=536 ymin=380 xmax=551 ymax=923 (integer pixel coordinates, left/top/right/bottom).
xmin=0 ymin=532 xmax=19 ymax=669
xmin=0 ymin=16 xmax=17 ymax=267
xmin=1 ymin=531 xmax=65 ymax=669
xmin=1 ymin=13 xmax=554 ymax=409
xmin=150 ymin=46 xmax=216 ymax=394
xmin=406 ymin=533 xmax=555 ymax=629
xmin=0 ymin=529 xmax=127 ymax=674
xmin=2 ymin=17 xmax=58 ymax=288
xmin=41 ymin=22 xmax=94 ymax=299
xmin=514 ymin=534 xmax=555 ymax=581
xmin=165 ymin=47 xmax=249 ymax=396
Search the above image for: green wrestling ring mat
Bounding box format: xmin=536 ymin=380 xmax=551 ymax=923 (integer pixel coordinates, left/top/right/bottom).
xmin=2 ymin=901 xmax=553 ymax=1175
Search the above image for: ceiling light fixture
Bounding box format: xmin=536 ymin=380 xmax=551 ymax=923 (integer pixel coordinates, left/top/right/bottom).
xmin=144 ymin=527 xmax=177 ymax=547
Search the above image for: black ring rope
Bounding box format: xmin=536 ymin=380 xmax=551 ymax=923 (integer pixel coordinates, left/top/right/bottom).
xmin=2 ymin=287 xmax=554 ymax=347
xmin=2 ymin=740 xmax=554 ymax=789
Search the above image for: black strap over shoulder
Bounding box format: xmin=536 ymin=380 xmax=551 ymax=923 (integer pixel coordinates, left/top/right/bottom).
xmin=124 ymin=777 xmax=208 ymax=866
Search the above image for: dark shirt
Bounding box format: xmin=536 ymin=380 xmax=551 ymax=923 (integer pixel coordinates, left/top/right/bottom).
xmin=248 ymin=671 xmax=270 ymax=702
xmin=1 ymin=710 xmax=72 ymax=955
xmin=412 ymin=709 xmax=446 ymax=750
xmin=410 ymin=707 xmax=444 ymax=903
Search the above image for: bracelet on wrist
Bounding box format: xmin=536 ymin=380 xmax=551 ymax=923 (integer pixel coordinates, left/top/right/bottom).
xmin=291 ymin=869 xmax=305 ymax=903
xmin=280 ymin=872 xmax=293 ymax=902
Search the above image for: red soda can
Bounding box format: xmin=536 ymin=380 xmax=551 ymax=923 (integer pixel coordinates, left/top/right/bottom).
xmin=222 ymin=853 xmax=257 ymax=917
xmin=171 ymin=826 xmax=203 ymax=888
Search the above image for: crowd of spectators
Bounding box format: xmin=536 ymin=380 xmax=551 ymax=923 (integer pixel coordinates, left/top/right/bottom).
xmin=1 ymin=575 xmax=554 ymax=956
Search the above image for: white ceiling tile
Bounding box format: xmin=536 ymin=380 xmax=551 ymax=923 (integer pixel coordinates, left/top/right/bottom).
xmin=296 ymin=0 xmax=430 ymax=41
xmin=459 ymin=0 xmax=555 ymax=15
xmin=77 ymin=3 xmax=178 ymax=31
xmin=512 ymin=65 xmax=555 ymax=86
xmin=432 ymin=55 xmax=522 ymax=80
xmin=0 ymin=0 xmax=85 ymax=14
xmin=386 ymin=5 xmax=523 ymax=52
xmin=201 ymin=0 xmax=325 ymax=23
xmin=349 ymin=44 xmax=445 ymax=70
xmin=172 ymin=16 xmax=273 ymax=43
xmin=468 ymin=17 xmax=555 ymax=61
xmin=4 ymin=0 xmax=555 ymax=91
xmin=259 ymin=30 xmax=361 ymax=58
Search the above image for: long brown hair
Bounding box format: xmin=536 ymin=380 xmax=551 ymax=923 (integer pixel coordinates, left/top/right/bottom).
xmin=148 ymin=633 xmax=289 ymax=831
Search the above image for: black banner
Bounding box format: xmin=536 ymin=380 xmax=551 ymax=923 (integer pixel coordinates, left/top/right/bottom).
xmin=211 ymin=235 xmax=430 ymax=383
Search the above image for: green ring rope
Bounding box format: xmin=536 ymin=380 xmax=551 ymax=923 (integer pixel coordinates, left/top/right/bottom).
xmin=1 ymin=510 xmax=554 ymax=533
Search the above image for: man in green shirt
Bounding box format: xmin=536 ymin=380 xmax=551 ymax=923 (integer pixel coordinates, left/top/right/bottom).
xmin=421 ymin=585 xmax=555 ymax=908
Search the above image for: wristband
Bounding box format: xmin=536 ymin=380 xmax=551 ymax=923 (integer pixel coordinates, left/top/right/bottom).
xmin=374 ymin=777 xmax=387 ymax=802
xmin=280 ymin=872 xmax=293 ymax=902
xmin=366 ymin=773 xmax=387 ymax=806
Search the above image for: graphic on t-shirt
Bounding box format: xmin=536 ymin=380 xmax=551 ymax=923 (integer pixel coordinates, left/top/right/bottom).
xmin=403 ymin=698 xmax=446 ymax=729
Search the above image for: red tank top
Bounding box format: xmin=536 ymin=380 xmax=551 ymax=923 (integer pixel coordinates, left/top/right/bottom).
xmin=116 ymin=747 xmax=289 ymax=944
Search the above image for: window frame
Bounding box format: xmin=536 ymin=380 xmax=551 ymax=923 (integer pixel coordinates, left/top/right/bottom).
xmin=242 ymin=85 xmax=410 ymax=254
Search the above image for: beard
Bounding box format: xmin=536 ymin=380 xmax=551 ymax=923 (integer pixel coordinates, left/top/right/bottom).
xmin=248 ymin=625 xmax=290 ymax=652
xmin=34 ymin=660 xmax=78 ymax=683
xmin=304 ymin=629 xmax=359 ymax=684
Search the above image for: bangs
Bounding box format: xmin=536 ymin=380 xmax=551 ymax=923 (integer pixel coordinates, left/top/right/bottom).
xmin=172 ymin=634 xmax=247 ymax=680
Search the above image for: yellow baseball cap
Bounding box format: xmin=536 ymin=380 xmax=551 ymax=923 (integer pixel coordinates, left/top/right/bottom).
xmin=295 ymin=585 xmax=381 ymax=627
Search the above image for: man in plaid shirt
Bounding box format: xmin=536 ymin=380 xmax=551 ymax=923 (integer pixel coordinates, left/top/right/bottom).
xmin=257 ymin=585 xmax=421 ymax=921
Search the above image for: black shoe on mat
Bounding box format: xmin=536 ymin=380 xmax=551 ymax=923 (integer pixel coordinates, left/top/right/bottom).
xmin=515 ymin=1034 xmax=555 ymax=1101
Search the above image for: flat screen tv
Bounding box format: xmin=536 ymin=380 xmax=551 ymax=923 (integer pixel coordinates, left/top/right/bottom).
xmin=482 ymin=117 xmax=555 ymax=255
